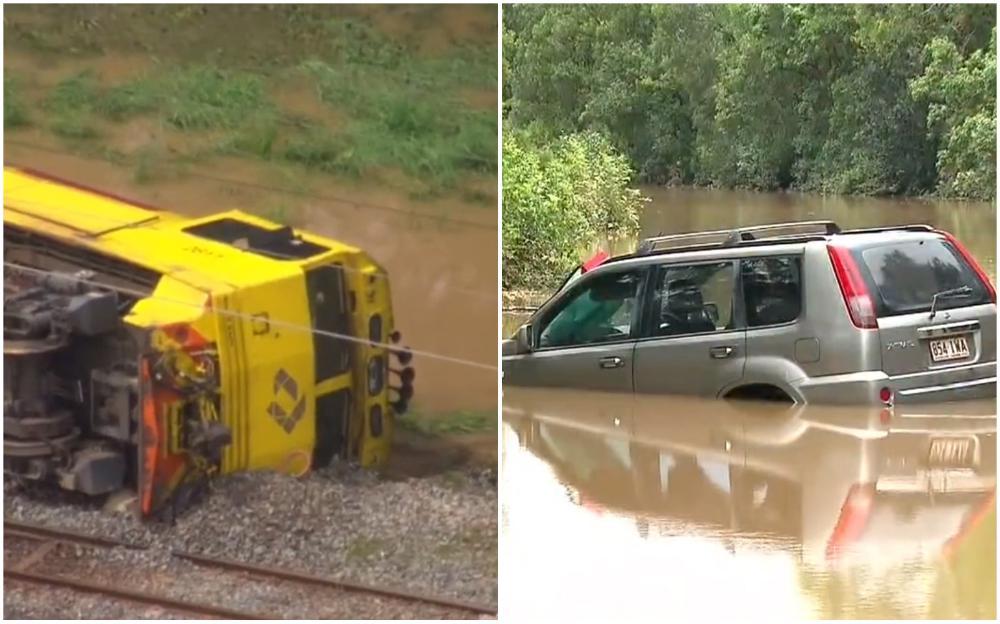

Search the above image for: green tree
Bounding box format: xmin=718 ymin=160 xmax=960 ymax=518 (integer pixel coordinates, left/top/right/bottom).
xmin=502 ymin=130 xmax=642 ymax=289
xmin=504 ymin=4 xmax=996 ymax=200
xmin=911 ymin=29 xmax=997 ymax=200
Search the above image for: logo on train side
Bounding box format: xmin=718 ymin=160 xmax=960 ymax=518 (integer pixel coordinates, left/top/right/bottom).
xmin=267 ymin=368 xmax=306 ymax=433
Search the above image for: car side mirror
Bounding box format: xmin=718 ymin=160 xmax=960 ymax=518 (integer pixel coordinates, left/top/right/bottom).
xmin=515 ymin=323 xmax=533 ymax=354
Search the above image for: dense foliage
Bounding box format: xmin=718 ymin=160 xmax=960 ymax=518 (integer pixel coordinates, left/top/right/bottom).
xmin=504 ymin=4 xmax=996 ymax=200
xmin=502 ymin=130 xmax=643 ymax=289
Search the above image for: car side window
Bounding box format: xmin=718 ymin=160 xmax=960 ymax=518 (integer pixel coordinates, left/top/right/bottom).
xmin=649 ymin=262 xmax=735 ymax=337
xmin=742 ymin=256 xmax=802 ymax=327
xmin=538 ymin=269 xmax=644 ymax=348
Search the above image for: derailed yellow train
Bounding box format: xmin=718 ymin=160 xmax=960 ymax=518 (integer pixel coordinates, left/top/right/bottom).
xmin=3 ymin=166 xmax=414 ymax=518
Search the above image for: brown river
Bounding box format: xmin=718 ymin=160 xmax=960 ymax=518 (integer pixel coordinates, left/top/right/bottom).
xmin=500 ymin=187 xmax=996 ymax=619
xmin=501 ymin=388 xmax=996 ymax=619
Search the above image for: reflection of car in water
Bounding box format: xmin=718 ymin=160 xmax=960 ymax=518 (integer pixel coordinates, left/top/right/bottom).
xmin=504 ymin=387 xmax=996 ymax=565
xmin=503 ymin=221 xmax=996 ymax=404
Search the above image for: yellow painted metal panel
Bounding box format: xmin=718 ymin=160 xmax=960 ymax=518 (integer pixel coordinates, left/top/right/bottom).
xmin=4 ymin=168 xmax=165 ymax=235
xmin=3 ymin=165 xmax=398 ymax=480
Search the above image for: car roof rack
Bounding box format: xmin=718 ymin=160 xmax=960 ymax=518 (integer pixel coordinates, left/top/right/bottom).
xmin=635 ymin=220 xmax=841 ymax=255
xmin=838 ymin=224 xmax=935 ymax=235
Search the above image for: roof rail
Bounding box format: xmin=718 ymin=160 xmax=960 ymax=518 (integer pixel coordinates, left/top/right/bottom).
xmin=838 ymin=224 xmax=934 ymax=235
xmin=636 ymin=220 xmax=841 ymax=255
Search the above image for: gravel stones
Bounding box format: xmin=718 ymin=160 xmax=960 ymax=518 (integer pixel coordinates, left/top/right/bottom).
xmin=3 ymin=461 xmax=497 ymax=619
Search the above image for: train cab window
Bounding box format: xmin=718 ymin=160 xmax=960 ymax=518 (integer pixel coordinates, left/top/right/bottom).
xmin=306 ymin=264 xmax=352 ymax=381
xmin=185 ymin=218 xmax=328 ymax=260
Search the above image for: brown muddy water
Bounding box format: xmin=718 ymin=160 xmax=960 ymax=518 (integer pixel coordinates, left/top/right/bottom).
xmin=502 ymin=186 xmax=997 ymax=336
xmin=501 ymin=387 xmax=996 ymax=619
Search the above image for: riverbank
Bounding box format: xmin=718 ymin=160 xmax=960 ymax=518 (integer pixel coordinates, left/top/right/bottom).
xmin=4 ymin=5 xmax=497 ymax=200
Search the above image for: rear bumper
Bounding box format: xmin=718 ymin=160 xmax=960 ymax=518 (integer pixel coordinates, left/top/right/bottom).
xmin=794 ymin=362 xmax=997 ymax=405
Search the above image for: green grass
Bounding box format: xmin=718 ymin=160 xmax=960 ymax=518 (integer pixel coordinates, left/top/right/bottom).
xmin=162 ymin=67 xmax=272 ymax=130
xmin=102 ymin=66 xmax=274 ymax=130
xmin=50 ymin=114 xmax=100 ymax=140
xmin=7 ymin=10 xmax=496 ymax=196
xmin=302 ymin=58 xmax=497 ymax=188
xmin=228 ymin=117 xmax=279 ymax=159
xmin=100 ymin=78 xmax=161 ymax=120
xmin=282 ymin=130 xmax=364 ymax=176
xmin=44 ymin=72 xmax=102 ymax=139
xmin=397 ymin=408 xmax=498 ymax=436
xmin=4 ymin=77 xmax=29 ymax=128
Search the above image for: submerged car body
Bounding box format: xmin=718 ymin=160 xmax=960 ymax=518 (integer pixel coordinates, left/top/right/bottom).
xmin=503 ymin=221 xmax=997 ymax=405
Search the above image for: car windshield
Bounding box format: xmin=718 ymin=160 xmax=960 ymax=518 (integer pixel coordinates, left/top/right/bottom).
xmin=855 ymin=239 xmax=991 ymax=316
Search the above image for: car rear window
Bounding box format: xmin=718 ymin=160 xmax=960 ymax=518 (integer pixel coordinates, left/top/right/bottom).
xmin=856 ymin=239 xmax=991 ymax=316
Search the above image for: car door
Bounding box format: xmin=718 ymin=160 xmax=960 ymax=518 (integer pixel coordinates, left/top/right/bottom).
xmin=633 ymin=259 xmax=746 ymax=397
xmin=504 ymin=266 xmax=647 ymax=392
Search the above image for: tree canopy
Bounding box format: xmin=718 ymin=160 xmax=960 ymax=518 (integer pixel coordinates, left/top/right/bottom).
xmin=504 ymin=4 xmax=996 ymax=200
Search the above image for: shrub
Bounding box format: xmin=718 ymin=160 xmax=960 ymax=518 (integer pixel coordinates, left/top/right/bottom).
xmin=502 ymin=129 xmax=643 ymax=289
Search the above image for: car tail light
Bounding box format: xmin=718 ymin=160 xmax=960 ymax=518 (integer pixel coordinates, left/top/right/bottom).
xmin=826 ymin=483 xmax=875 ymax=560
xmin=879 ymin=387 xmax=892 ymax=405
xmin=827 ymin=244 xmax=878 ymax=329
xmin=937 ymin=229 xmax=996 ymax=303
xmin=582 ymin=250 xmax=609 ymax=273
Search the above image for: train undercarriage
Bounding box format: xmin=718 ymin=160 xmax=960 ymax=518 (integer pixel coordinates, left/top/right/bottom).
xmin=4 ymin=262 xmax=230 ymax=515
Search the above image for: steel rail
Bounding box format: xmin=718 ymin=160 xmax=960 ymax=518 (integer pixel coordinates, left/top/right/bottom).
xmin=5 ymin=568 xmax=272 ymax=619
xmin=4 ymin=519 xmax=498 ymax=616
xmin=174 ymin=550 xmax=497 ymax=615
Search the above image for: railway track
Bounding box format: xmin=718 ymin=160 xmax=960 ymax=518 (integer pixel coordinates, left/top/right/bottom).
xmin=4 ymin=519 xmax=497 ymax=619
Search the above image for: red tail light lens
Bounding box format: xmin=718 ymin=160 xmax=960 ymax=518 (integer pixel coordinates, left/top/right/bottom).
xmin=582 ymin=250 xmax=610 ymax=273
xmin=827 ymin=244 xmax=878 ymax=329
xmin=937 ymin=229 xmax=996 ymax=303
xmin=879 ymin=387 xmax=892 ymax=404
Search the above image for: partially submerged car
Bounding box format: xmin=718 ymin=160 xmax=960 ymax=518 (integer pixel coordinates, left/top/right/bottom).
xmin=503 ymin=221 xmax=996 ymax=404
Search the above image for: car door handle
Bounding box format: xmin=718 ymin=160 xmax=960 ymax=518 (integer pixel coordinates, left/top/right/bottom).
xmin=598 ymin=356 xmax=624 ymax=369
xmin=710 ymin=345 xmax=735 ymax=359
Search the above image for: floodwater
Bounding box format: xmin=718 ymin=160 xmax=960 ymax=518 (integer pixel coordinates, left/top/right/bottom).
xmin=501 ymin=387 xmax=996 ymax=619
xmin=502 ymin=186 xmax=997 ymax=336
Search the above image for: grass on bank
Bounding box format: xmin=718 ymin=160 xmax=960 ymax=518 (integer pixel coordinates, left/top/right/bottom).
xmin=5 ymin=15 xmax=497 ymax=197
xmin=396 ymin=408 xmax=498 ymax=436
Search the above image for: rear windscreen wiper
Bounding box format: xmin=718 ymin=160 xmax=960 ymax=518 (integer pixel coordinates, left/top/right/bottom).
xmin=929 ymin=286 xmax=973 ymax=320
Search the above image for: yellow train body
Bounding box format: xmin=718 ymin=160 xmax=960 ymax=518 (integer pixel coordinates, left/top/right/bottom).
xmin=3 ymin=166 xmax=409 ymax=516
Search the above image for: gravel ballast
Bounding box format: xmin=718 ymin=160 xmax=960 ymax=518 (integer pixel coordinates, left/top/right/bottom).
xmin=3 ymin=461 xmax=497 ymax=619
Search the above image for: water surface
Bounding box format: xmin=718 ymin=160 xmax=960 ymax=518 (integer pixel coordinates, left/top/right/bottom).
xmin=500 ymin=388 xmax=996 ymax=620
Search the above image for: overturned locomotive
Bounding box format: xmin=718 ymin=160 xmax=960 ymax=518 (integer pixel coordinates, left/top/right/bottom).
xmin=3 ymin=166 xmax=414 ymax=518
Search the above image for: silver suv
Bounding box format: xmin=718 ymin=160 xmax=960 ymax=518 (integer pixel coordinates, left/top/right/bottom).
xmin=502 ymin=221 xmax=997 ymax=404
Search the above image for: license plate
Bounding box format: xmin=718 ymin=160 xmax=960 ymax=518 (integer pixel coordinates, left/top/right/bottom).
xmin=928 ymin=436 xmax=976 ymax=468
xmin=929 ymin=335 xmax=970 ymax=362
